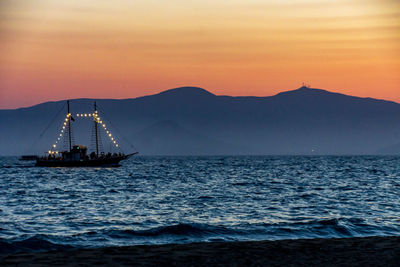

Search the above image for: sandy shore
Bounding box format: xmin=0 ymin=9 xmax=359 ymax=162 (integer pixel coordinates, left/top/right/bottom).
xmin=1 ymin=236 xmax=400 ymax=266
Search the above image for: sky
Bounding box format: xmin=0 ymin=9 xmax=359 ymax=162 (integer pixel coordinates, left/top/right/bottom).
xmin=0 ymin=0 xmax=399 ymax=109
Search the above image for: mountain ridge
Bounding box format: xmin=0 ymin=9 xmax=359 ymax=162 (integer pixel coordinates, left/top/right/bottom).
xmin=2 ymin=86 xmax=399 ymax=111
xmin=1 ymin=86 xmax=400 ymax=155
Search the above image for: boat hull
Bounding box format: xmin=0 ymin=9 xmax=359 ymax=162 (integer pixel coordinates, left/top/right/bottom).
xmin=20 ymin=155 xmax=39 ymax=161
xmin=36 ymin=155 xmax=130 ymax=167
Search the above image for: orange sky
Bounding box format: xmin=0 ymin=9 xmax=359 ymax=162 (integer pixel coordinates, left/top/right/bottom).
xmin=0 ymin=0 xmax=399 ymax=109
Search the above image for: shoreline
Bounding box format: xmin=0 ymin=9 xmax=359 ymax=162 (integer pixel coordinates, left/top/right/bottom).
xmin=1 ymin=236 xmax=400 ymax=266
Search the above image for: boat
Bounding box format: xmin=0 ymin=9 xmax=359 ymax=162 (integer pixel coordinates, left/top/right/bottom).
xmin=19 ymin=155 xmax=39 ymax=161
xmin=36 ymin=100 xmax=137 ymax=167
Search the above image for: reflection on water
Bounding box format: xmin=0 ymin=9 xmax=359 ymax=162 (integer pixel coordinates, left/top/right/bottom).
xmin=0 ymin=156 xmax=399 ymax=253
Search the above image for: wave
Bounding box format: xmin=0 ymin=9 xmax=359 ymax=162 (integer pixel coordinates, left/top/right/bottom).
xmin=105 ymin=223 xmax=233 ymax=238
xmin=0 ymin=236 xmax=73 ymax=254
xmin=1 ymin=219 xmax=398 ymax=254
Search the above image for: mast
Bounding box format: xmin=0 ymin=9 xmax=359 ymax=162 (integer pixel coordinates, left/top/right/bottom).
xmin=67 ymin=100 xmax=72 ymax=151
xmin=94 ymin=102 xmax=99 ymax=157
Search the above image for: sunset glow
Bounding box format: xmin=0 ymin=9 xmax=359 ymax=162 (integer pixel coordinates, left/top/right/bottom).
xmin=0 ymin=0 xmax=399 ymax=109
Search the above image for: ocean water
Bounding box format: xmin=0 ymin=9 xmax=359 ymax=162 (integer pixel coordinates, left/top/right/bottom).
xmin=1 ymin=156 xmax=400 ymax=253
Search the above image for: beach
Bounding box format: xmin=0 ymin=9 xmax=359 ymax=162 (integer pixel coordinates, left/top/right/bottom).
xmin=1 ymin=236 xmax=399 ymax=266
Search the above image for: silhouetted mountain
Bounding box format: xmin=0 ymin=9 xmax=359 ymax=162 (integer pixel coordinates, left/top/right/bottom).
xmin=155 ymin=86 xmax=215 ymax=98
xmin=132 ymin=120 xmax=244 ymax=155
xmin=1 ymin=86 xmax=400 ymax=155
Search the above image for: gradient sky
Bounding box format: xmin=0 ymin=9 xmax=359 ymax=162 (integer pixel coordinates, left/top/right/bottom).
xmin=0 ymin=0 xmax=399 ymax=109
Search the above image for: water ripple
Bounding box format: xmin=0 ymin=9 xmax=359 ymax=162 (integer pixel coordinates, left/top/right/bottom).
xmin=0 ymin=155 xmax=400 ymax=253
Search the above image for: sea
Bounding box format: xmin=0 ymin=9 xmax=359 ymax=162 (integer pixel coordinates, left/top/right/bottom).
xmin=1 ymin=156 xmax=400 ymax=254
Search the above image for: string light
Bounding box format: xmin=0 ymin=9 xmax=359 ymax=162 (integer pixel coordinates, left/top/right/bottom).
xmin=77 ymin=113 xmax=96 ymax=117
xmin=87 ymin=111 xmax=120 ymax=148
xmin=50 ymin=109 xmax=120 ymax=154
xmin=49 ymin=113 xmax=70 ymax=154
xmin=94 ymin=114 xmax=119 ymax=149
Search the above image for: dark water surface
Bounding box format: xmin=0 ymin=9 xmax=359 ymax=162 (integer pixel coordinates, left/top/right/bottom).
xmin=1 ymin=156 xmax=400 ymax=253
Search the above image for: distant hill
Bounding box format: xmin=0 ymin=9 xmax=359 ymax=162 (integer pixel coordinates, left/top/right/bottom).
xmin=1 ymin=86 xmax=400 ymax=156
xmin=131 ymin=120 xmax=245 ymax=155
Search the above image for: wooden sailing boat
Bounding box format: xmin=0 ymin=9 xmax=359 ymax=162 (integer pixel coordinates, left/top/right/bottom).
xmin=36 ymin=100 xmax=137 ymax=167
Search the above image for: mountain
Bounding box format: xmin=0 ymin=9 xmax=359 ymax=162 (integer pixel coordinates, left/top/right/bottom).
xmin=131 ymin=120 xmax=245 ymax=155
xmin=1 ymin=86 xmax=400 ymax=155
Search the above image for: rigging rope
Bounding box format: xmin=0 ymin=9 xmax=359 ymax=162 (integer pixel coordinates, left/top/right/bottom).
xmin=27 ymin=102 xmax=67 ymax=154
xmin=39 ymin=102 xmax=67 ymax=138
xmin=95 ymin=103 xmax=138 ymax=153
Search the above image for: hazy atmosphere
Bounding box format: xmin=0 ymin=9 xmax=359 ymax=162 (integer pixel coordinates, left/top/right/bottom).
xmin=1 ymin=86 xmax=400 ymax=156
